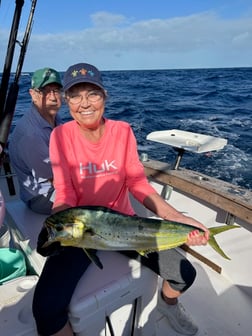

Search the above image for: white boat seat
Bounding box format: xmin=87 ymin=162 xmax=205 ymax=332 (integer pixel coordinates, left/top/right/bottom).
xmin=69 ymin=251 xmax=158 ymax=336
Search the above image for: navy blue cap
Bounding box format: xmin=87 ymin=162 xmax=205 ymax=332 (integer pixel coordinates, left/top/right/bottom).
xmin=63 ymin=63 xmax=105 ymax=91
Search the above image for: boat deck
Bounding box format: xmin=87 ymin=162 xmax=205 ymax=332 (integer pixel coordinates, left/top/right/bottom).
xmin=0 ymin=168 xmax=252 ymax=336
xmin=157 ymin=255 xmax=252 ymax=336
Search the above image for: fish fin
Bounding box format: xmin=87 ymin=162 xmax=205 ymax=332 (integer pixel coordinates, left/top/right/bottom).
xmin=208 ymin=236 xmax=231 ymax=260
xmin=137 ymin=250 xmax=146 ymax=256
xmin=83 ymin=249 xmax=103 ymax=269
xmin=137 ymin=249 xmax=156 ymax=257
xmin=208 ymin=225 xmax=240 ymax=260
xmin=209 ymin=225 xmax=239 ymax=236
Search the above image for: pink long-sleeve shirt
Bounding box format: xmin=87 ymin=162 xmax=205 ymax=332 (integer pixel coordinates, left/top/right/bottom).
xmin=49 ymin=118 xmax=156 ymax=215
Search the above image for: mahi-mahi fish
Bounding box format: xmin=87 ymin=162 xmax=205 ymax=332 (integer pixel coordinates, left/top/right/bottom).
xmin=42 ymin=205 xmax=239 ymax=269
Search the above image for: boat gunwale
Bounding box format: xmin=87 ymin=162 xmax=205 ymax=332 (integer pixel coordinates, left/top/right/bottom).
xmin=143 ymin=159 xmax=252 ymax=225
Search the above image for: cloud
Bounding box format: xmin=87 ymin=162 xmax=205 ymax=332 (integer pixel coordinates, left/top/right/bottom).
xmin=90 ymin=11 xmax=127 ymax=27
xmin=1 ymin=11 xmax=252 ymax=71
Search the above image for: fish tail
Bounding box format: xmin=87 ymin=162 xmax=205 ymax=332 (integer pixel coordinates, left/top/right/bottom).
xmin=208 ymin=225 xmax=239 ymax=260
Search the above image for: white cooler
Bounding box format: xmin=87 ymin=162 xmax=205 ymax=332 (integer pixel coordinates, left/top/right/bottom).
xmin=69 ymin=251 xmax=158 ymax=336
xmin=0 ymin=275 xmax=38 ymax=336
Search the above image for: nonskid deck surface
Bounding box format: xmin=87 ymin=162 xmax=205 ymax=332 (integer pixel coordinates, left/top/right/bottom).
xmin=156 ymin=254 xmax=252 ymax=336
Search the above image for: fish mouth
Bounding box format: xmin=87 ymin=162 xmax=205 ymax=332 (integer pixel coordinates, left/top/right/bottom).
xmin=45 ymin=219 xmax=65 ymax=240
xmin=47 ymin=225 xmax=56 ymax=240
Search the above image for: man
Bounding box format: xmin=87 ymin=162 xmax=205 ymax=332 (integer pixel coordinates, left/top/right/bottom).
xmin=9 ymin=68 xmax=62 ymax=214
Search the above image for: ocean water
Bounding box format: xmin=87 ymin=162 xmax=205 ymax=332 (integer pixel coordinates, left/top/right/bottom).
xmin=3 ymin=67 xmax=252 ymax=190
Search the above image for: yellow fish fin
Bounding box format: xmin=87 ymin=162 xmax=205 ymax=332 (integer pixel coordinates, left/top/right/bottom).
xmin=208 ymin=225 xmax=240 ymax=260
xmin=137 ymin=249 xmax=157 ymax=257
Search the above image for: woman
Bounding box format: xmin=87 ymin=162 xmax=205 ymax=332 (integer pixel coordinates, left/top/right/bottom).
xmin=33 ymin=63 xmax=209 ymax=336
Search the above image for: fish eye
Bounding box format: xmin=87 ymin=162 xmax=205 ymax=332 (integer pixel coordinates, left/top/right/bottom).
xmin=85 ymin=228 xmax=95 ymax=236
xmin=55 ymin=224 xmax=64 ymax=232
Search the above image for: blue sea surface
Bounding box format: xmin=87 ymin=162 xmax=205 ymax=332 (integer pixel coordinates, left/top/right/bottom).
xmin=4 ymin=67 xmax=252 ymax=190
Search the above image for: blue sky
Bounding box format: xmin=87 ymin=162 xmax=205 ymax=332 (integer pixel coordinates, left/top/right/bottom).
xmin=0 ymin=0 xmax=252 ymax=71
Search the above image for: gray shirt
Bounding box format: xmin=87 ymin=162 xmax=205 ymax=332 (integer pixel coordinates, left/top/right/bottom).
xmin=8 ymin=105 xmax=61 ymax=203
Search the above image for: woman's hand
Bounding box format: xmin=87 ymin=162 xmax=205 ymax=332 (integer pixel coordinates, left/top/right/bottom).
xmin=186 ymin=229 xmax=209 ymax=246
xmin=143 ymin=192 xmax=210 ymax=246
xmin=180 ymin=215 xmax=210 ymax=246
xmin=164 ymin=213 xmax=210 ymax=247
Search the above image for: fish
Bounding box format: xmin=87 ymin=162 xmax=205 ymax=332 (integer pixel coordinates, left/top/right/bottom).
xmin=42 ymin=205 xmax=239 ymax=269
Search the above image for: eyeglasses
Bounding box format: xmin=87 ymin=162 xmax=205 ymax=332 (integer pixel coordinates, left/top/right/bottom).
xmin=67 ymin=90 xmax=104 ymax=105
xmin=35 ymin=88 xmax=62 ymax=96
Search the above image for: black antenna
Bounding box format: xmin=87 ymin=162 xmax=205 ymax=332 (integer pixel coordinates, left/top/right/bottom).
xmin=0 ymin=0 xmax=37 ymax=151
xmin=0 ymin=0 xmax=24 ymax=125
xmin=0 ymin=0 xmax=37 ymax=195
